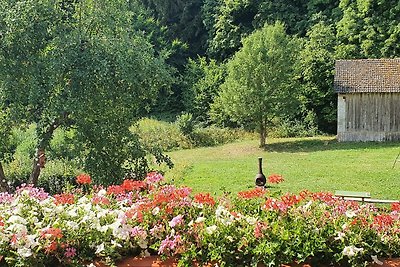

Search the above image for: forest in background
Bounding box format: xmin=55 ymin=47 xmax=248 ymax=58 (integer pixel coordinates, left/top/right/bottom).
xmin=141 ymin=0 xmax=400 ymax=134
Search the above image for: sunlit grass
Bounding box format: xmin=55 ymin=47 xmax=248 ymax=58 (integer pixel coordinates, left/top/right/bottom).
xmin=162 ymin=137 xmax=400 ymax=200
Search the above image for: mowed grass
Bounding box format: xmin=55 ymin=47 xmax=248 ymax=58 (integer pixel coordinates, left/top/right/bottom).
xmin=162 ymin=137 xmax=400 ymax=200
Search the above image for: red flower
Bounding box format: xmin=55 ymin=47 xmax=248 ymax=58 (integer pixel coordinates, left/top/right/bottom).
xmin=76 ymin=174 xmax=91 ymax=185
xmin=238 ymin=188 xmax=267 ymax=199
xmin=92 ymin=195 xmax=110 ymax=206
xmin=107 ymin=185 xmax=125 ymax=195
xmin=54 ymin=193 xmax=75 ymax=205
xmin=45 ymin=241 xmax=58 ymax=254
xmin=268 ymin=174 xmax=284 ymax=184
xmin=373 ymin=214 xmax=394 ymax=230
xmin=41 ymin=228 xmax=63 ymax=239
xmin=391 ymin=202 xmax=400 ymax=212
xmin=194 ymin=193 xmax=216 ymax=206
xmin=121 ymin=179 xmax=146 ymax=192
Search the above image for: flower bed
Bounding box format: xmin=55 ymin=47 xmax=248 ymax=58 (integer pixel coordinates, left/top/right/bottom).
xmin=0 ymin=173 xmax=399 ymax=266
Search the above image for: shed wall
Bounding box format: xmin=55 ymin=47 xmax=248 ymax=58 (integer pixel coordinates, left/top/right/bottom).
xmin=337 ymin=93 xmax=400 ymax=141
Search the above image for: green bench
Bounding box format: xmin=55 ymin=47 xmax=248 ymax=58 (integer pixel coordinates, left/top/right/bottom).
xmin=334 ymin=190 xmax=399 ymax=204
xmin=334 ymin=190 xmax=371 ymax=202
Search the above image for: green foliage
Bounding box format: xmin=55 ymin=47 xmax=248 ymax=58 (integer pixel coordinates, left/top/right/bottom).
xmin=182 ymin=57 xmax=226 ymax=125
xmin=298 ymin=21 xmax=337 ymax=133
xmin=215 ymin=22 xmax=300 ymax=147
xmin=175 ymin=113 xmax=195 ymax=137
xmin=268 ymin=118 xmax=320 ymax=138
xmin=132 ymin=118 xmax=192 ymax=151
xmin=132 ymin=118 xmax=251 ymax=152
xmin=336 ymin=0 xmax=400 ymax=58
xmin=0 ymin=0 xmax=173 ymax=185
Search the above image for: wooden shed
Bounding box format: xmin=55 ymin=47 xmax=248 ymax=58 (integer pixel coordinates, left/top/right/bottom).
xmin=334 ymin=58 xmax=400 ymax=142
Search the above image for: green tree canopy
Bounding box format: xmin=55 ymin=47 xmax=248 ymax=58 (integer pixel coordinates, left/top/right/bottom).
xmin=336 ymin=0 xmax=400 ymax=58
xmin=214 ymin=22 xmax=299 ymax=147
xmin=0 ymin=0 xmax=172 ymax=186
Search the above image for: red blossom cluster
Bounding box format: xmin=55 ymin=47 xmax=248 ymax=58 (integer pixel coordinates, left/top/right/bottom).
xmin=267 ymin=174 xmax=284 ymax=184
xmin=121 ymin=179 xmax=146 ymax=191
xmin=92 ymin=195 xmax=111 ymax=205
xmin=54 ymin=193 xmax=75 ymax=205
xmin=372 ymin=214 xmax=394 ymax=231
xmin=237 ymin=187 xmax=267 ymax=199
xmin=76 ymin=174 xmax=91 ymax=185
xmin=194 ymin=193 xmax=216 ymax=206
xmin=311 ymin=192 xmax=335 ymax=205
xmin=392 ymin=202 xmax=400 ymax=212
xmin=254 ymin=221 xmax=268 ymax=238
xmin=41 ymin=227 xmax=63 ymax=239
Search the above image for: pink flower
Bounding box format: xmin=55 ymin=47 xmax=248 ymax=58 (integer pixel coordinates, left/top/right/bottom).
xmin=169 ymin=215 xmax=184 ymax=228
xmin=64 ymin=247 xmax=76 ymax=258
xmin=158 ymin=235 xmax=182 ymax=255
xmin=145 ymin=172 xmax=165 ymax=184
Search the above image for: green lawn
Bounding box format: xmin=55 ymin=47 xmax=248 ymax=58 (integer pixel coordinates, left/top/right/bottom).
xmin=162 ymin=136 xmax=400 ymax=200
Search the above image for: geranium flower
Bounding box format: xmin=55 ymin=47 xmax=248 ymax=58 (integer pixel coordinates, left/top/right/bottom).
xmin=169 ymin=215 xmax=184 ymax=228
xmin=268 ymin=174 xmax=284 ymax=184
xmin=76 ymin=174 xmax=91 ymax=185
xmin=194 ymin=193 xmax=216 ymax=206
xmin=64 ymin=247 xmax=76 ymax=258
xmin=238 ymin=187 xmax=267 ymax=199
xmin=54 ymin=193 xmax=75 ymax=205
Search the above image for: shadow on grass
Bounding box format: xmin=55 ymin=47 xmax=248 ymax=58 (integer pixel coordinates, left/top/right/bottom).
xmin=264 ymin=138 xmax=400 ymax=153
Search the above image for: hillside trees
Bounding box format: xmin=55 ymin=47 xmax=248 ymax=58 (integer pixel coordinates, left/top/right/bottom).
xmin=215 ymin=22 xmax=300 ymax=147
xmin=182 ymin=57 xmax=226 ymax=124
xmin=298 ymin=22 xmax=337 ymax=133
xmin=336 ymin=0 xmax=400 ymax=58
xmin=0 ymin=0 xmax=172 ymax=186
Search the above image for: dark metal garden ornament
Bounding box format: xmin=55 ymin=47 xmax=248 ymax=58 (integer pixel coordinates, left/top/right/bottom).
xmin=255 ymin=157 xmax=266 ymax=187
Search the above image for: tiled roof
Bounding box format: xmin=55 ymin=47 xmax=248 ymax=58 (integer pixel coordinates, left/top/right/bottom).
xmin=334 ymin=59 xmax=400 ymax=93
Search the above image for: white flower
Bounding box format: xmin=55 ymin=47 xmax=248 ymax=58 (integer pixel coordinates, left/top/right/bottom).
xmin=54 ymin=205 xmax=64 ymax=214
xmin=342 ymin=245 xmax=363 ymax=257
xmin=17 ymin=247 xmax=32 ymax=258
xmin=371 ymin=255 xmax=383 ymax=265
xmin=111 ymin=240 xmax=122 ymax=248
xmin=334 ymin=232 xmax=346 ymax=241
xmin=97 ymin=189 xmax=107 ymax=196
xmin=205 ymin=225 xmax=217 ymax=235
xmin=188 ymin=220 xmax=194 ymax=227
xmin=342 ymin=223 xmax=348 ymax=231
xmin=25 ymin=235 xmax=39 ymax=248
xmin=152 ymin=207 xmax=160 ymax=215
xmin=195 ymin=217 xmax=206 ymax=224
xmin=137 ymin=239 xmax=148 ymax=249
xmin=87 ymin=264 xmax=97 ymax=267
xmin=66 ymin=221 xmax=79 ymax=230
xmin=302 ymin=200 xmax=313 ymax=211
xmin=95 ymin=243 xmax=105 ymax=254
xmin=246 ymin=216 xmax=257 ymax=225
xmin=345 ymin=210 xmax=357 ymax=218
xmin=7 ymin=215 xmax=27 ymax=225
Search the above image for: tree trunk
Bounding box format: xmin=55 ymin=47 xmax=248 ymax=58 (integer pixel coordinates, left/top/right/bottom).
xmin=0 ymin=162 xmax=10 ymax=192
xmin=28 ymin=115 xmax=65 ymax=186
xmin=259 ymin=122 xmax=266 ymax=148
xmin=28 ymin=148 xmax=44 ymax=185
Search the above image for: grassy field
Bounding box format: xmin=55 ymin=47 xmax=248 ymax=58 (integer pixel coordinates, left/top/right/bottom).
xmin=162 ymin=136 xmax=400 ymax=200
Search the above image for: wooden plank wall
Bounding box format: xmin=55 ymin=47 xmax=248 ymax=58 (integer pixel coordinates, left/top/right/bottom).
xmin=339 ymin=93 xmax=400 ymax=141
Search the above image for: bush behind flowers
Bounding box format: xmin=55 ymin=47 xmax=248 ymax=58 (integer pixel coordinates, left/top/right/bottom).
xmin=0 ymin=173 xmax=399 ymax=266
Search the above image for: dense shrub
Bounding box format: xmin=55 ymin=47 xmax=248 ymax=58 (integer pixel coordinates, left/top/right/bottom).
xmin=133 ymin=118 xmax=252 ymax=151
